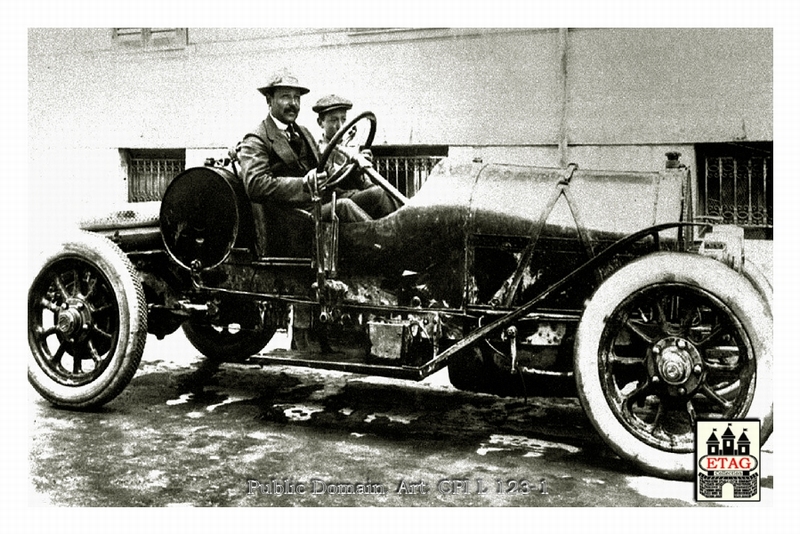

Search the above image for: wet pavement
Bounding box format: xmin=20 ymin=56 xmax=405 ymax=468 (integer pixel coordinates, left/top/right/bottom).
xmin=28 ymin=331 xmax=774 ymax=507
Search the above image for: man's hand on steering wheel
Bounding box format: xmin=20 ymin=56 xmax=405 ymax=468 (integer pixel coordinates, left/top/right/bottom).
xmin=335 ymin=145 xmax=373 ymax=169
xmin=304 ymin=168 xmax=328 ymax=197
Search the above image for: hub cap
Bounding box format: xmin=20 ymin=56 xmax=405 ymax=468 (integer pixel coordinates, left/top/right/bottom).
xmin=55 ymin=298 xmax=93 ymax=341
xmin=648 ymin=336 xmax=704 ymax=393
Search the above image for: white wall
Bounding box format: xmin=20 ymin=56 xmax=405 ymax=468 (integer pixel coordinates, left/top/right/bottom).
xmin=30 ymin=28 xmax=771 ymax=148
xmin=567 ymin=28 xmax=772 ymax=144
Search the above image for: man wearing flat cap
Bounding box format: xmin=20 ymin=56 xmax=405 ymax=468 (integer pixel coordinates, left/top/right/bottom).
xmin=235 ymin=70 xmax=371 ymax=222
xmin=313 ymin=94 xmax=398 ymax=219
xmin=314 ymin=94 xmax=354 ymax=150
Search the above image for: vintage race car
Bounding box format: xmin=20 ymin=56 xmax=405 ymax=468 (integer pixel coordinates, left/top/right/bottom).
xmin=28 ymin=112 xmax=773 ymax=480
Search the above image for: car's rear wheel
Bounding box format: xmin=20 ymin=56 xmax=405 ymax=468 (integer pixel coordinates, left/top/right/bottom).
xmin=574 ymin=252 xmax=772 ymax=479
xmin=28 ymin=232 xmax=147 ymax=409
xmin=182 ymin=320 xmax=275 ymax=363
xmin=447 ymin=344 xmax=494 ymax=392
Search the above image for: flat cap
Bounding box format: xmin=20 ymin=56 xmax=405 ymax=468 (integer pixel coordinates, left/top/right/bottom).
xmin=257 ymin=69 xmax=310 ymax=96
xmin=312 ymin=94 xmax=353 ymax=114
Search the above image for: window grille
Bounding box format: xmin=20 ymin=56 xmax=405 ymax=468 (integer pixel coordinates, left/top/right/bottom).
xmin=124 ymin=149 xmax=185 ymax=202
xmin=698 ymin=143 xmax=772 ymax=234
xmin=373 ymin=157 xmax=443 ymax=198
xmin=372 ymin=145 xmax=448 ymax=198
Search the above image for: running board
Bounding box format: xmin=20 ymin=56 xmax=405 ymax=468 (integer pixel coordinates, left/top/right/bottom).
xmin=247 ymin=353 xmax=424 ymax=381
xmin=247 ymin=353 xmax=574 ymax=382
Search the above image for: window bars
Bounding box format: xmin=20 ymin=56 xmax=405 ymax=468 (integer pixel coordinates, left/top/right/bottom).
xmin=702 ymin=155 xmax=772 ymax=229
xmin=373 ymin=156 xmax=444 ymax=198
xmin=128 ymin=157 xmax=185 ymax=202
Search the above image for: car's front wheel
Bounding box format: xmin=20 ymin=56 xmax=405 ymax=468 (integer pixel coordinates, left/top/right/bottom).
xmin=574 ymin=252 xmax=772 ymax=479
xmin=28 ymin=232 xmax=147 ymax=409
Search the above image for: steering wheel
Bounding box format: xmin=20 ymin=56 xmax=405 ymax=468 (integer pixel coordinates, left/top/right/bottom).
xmin=316 ymin=111 xmax=377 ymax=191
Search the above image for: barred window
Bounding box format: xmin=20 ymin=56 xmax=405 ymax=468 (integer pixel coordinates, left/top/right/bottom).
xmin=123 ymin=148 xmax=185 ymax=202
xmin=697 ymin=142 xmax=772 ymax=239
xmin=371 ymin=145 xmax=448 ymax=198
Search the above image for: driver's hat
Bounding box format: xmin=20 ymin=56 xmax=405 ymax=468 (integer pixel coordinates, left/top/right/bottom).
xmin=257 ymin=69 xmax=310 ymax=96
xmin=312 ymin=94 xmax=353 ymax=115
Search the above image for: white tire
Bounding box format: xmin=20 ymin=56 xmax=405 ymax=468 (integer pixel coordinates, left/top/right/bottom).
xmin=28 ymin=232 xmax=147 ymax=409
xmin=574 ymin=252 xmax=772 ymax=479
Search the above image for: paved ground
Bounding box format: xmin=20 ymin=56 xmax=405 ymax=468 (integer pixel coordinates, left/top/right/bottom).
xmin=28 ymin=331 xmax=774 ymax=508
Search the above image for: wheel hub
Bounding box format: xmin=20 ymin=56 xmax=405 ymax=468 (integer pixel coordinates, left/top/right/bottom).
xmin=647 ymin=336 xmax=704 ymax=395
xmin=56 ymin=298 xmax=92 ymax=341
xmin=659 ymin=351 xmax=688 ymax=384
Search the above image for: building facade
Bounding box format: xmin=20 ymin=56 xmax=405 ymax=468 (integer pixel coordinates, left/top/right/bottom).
xmin=28 ymin=28 xmax=772 ymax=258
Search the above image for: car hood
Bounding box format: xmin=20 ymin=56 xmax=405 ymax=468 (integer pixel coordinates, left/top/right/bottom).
xmin=340 ymin=158 xmax=683 ymax=271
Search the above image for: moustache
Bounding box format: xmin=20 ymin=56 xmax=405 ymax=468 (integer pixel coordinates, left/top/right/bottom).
xmin=283 ymin=105 xmax=299 ymax=114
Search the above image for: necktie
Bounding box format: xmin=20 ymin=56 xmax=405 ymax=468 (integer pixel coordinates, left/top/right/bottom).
xmin=287 ymin=124 xmax=303 ymax=155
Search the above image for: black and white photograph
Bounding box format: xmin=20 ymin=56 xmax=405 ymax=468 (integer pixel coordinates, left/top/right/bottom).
xmin=9 ymin=0 xmax=799 ymax=526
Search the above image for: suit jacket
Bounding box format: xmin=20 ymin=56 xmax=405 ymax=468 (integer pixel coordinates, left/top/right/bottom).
xmin=237 ymin=115 xmax=321 ymax=207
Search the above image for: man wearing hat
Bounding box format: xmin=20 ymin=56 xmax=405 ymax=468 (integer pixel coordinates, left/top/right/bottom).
xmin=314 ymin=94 xmax=354 ymax=152
xmin=236 ymin=70 xmax=371 ymax=222
xmin=312 ymin=94 xmax=398 ymax=219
